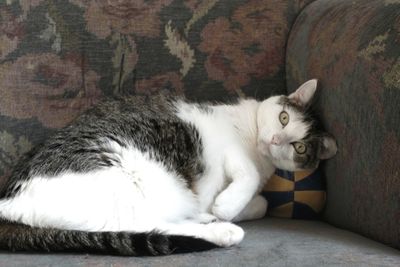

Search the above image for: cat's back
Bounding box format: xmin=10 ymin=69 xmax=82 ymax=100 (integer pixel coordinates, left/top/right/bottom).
xmin=75 ymin=94 xmax=179 ymax=127
xmin=1 ymin=94 xmax=203 ymax=198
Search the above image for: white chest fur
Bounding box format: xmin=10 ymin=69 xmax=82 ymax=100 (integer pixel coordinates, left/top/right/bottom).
xmin=176 ymin=100 xmax=274 ymax=217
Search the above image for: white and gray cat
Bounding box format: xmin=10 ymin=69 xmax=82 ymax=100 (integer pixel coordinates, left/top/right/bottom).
xmin=0 ymin=79 xmax=337 ymax=255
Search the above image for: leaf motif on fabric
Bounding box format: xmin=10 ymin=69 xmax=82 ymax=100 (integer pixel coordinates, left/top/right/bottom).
xmin=39 ymin=13 xmax=62 ymax=53
xmin=0 ymin=35 xmax=18 ymax=60
xmin=164 ymin=21 xmax=196 ymax=77
xmin=110 ymin=33 xmax=138 ymax=95
xmin=47 ymin=2 xmax=80 ymax=51
xmin=0 ymin=130 xmax=32 ymax=171
xmin=184 ymin=0 xmax=219 ymax=36
xmin=383 ymin=58 xmax=400 ymax=90
xmin=359 ymin=32 xmax=389 ymax=61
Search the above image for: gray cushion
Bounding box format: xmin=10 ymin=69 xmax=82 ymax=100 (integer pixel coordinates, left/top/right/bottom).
xmin=1 ymin=218 xmax=399 ymax=266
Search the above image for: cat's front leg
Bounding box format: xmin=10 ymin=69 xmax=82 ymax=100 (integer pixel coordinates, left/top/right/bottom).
xmin=211 ymin=153 xmax=260 ymax=221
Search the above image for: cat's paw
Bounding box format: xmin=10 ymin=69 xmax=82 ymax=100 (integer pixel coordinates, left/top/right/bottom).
xmin=212 ymin=193 xmax=242 ymax=221
xmin=232 ymin=195 xmax=268 ymax=222
xmin=196 ymin=213 xmax=219 ymax=224
xmin=205 ymin=222 xmax=245 ymax=247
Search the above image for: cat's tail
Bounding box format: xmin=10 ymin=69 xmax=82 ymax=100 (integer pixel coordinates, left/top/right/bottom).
xmin=0 ymin=219 xmax=218 ymax=256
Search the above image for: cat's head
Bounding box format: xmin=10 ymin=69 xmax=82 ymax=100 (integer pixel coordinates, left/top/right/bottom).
xmin=257 ymin=79 xmax=337 ymax=171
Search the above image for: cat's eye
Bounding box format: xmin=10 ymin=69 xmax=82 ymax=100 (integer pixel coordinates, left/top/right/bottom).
xmin=279 ymin=111 xmax=289 ymax=126
xmin=293 ymin=142 xmax=307 ymax=154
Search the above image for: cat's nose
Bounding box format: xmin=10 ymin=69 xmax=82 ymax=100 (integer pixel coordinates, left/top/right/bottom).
xmin=271 ymin=134 xmax=282 ymax=145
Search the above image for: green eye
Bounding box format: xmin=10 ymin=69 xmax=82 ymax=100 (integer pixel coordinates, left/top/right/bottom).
xmin=279 ymin=111 xmax=289 ymax=126
xmin=293 ymin=142 xmax=307 ymax=154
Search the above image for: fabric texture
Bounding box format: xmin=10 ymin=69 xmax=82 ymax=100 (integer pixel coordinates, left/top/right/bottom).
xmin=0 ymin=0 xmax=313 ymax=186
xmin=1 ymin=218 xmax=399 ymax=267
xmin=286 ymin=0 xmax=400 ymax=249
xmin=262 ymin=169 xmax=326 ymax=219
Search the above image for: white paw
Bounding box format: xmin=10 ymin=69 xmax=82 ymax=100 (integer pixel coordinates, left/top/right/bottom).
xmin=232 ymin=195 xmax=268 ymax=222
xmin=205 ymin=222 xmax=245 ymax=247
xmin=196 ymin=213 xmax=219 ymax=224
xmin=212 ymin=194 xmax=241 ymax=221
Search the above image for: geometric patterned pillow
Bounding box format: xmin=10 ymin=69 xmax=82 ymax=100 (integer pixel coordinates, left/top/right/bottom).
xmin=262 ymin=168 xmax=326 ymax=219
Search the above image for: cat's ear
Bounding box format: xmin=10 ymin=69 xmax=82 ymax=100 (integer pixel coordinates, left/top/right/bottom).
xmin=288 ymin=79 xmax=318 ymax=107
xmin=318 ymin=134 xmax=338 ymax=160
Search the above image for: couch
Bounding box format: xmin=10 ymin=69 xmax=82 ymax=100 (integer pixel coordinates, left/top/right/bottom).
xmin=0 ymin=0 xmax=399 ymax=266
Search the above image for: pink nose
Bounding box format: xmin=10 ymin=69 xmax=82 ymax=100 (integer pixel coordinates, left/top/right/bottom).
xmin=271 ymin=135 xmax=281 ymax=145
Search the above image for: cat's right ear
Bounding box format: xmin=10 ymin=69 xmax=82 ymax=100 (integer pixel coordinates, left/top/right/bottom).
xmin=288 ymin=79 xmax=318 ymax=107
xmin=318 ymin=134 xmax=338 ymax=160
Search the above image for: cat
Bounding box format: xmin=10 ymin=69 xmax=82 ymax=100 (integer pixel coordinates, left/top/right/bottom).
xmin=0 ymin=79 xmax=337 ymax=256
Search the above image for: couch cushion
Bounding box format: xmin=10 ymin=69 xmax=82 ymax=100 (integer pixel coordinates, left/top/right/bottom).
xmin=286 ymin=0 xmax=400 ymax=249
xmin=1 ymin=218 xmax=399 ymax=266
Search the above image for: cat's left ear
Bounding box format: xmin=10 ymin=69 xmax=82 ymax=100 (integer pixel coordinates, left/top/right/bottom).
xmin=318 ymin=134 xmax=338 ymax=160
xmin=288 ymin=79 xmax=318 ymax=107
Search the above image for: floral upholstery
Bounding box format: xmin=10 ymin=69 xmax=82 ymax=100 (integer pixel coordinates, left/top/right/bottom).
xmin=0 ymin=0 xmax=312 ymax=185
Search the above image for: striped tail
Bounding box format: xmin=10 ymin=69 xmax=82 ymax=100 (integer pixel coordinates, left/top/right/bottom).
xmin=0 ymin=219 xmax=218 ymax=256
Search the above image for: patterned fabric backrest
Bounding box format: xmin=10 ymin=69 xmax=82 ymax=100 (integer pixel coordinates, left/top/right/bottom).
xmin=0 ymin=1 xmax=313 ymax=188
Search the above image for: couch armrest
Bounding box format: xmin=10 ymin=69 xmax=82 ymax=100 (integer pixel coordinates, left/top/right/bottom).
xmin=286 ymin=0 xmax=400 ymax=249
